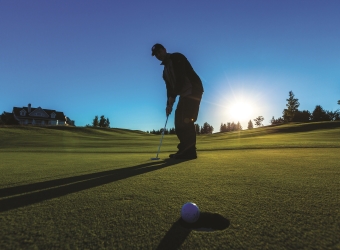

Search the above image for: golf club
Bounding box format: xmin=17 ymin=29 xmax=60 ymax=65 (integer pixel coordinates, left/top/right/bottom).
xmin=151 ymin=115 xmax=169 ymax=160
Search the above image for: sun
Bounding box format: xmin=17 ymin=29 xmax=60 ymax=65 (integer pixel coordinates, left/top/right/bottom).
xmin=228 ymin=101 xmax=254 ymax=121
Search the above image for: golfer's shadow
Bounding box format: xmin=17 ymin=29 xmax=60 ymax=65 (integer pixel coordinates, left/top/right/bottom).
xmin=156 ymin=213 xmax=230 ymax=250
xmin=0 ymin=158 xmax=187 ymax=212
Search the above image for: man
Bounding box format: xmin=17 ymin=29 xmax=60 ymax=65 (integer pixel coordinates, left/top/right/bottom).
xmin=151 ymin=43 xmax=204 ymax=159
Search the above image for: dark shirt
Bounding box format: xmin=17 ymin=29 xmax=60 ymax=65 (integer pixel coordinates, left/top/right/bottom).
xmin=161 ymin=53 xmax=203 ymax=100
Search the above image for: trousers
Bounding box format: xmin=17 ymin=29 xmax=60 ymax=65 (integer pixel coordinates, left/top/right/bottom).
xmin=174 ymin=93 xmax=202 ymax=154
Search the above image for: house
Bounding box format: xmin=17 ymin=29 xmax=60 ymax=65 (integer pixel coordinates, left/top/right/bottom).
xmin=12 ymin=103 xmax=74 ymax=126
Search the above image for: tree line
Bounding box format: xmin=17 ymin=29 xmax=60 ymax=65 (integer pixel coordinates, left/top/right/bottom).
xmin=270 ymin=91 xmax=340 ymax=124
xmin=207 ymin=92 xmax=338 ymax=133
xmin=86 ymin=115 xmax=110 ymax=128
xmin=219 ymin=116 xmax=264 ymax=132
xmin=245 ymin=92 xmax=339 ymax=130
xmin=2 ymin=96 xmax=339 ymax=128
xmin=148 ymin=93 xmax=339 ymax=134
xmin=148 ymin=122 xmax=214 ymax=135
xmin=0 ymin=112 xmax=18 ymax=125
xmin=220 ymin=122 xmax=242 ymax=132
xmin=246 ymin=116 xmax=264 ymax=130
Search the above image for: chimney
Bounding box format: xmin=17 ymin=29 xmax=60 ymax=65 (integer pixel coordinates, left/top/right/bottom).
xmin=28 ymin=103 xmax=31 ymax=113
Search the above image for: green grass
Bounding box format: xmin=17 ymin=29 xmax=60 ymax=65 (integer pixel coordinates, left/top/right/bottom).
xmin=0 ymin=122 xmax=340 ymax=249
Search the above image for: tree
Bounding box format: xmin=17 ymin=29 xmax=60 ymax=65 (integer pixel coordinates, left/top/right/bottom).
xmin=230 ymin=122 xmax=236 ymax=131
xmin=253 ymin=116 xmax=264 ymax=127
xmin=311 ymin=105 xmax=330 ymax=122
xmin=0 ymin=112 xmax=5 ymax=125
xmin=92 ymin=115 xmax=99 ymax=127
xmin=283 ymin=91 xmax=300 ymax=122
xmin=326 ymin=110 xmax=340 ymax=121
xmin=220 ymin=123 xmax=227 ymax=132
xmin=338 ymin=100 xmax=340 ymax=105
xmin=99 ymin=115 xmax=106 ymax=127
xmin=0 ymin=112 xmax=19 ymax=125
xmin=236 ymin=121 xmax=242 ymax=131
xmin=159 ymin=128 xmax=168 ymax=135
xmin=270 ymin=116 xmax=284 ymax=125
xmin=226 ymin=122 xmax=231 ymax=132
xmin=105 ymin=118 xmax=110 ymax=128
xmin=92 ymin=115 xmax=110 ymax=128
xmin=292 ymin=110 xmax=311 ymax=122
xmin=194 ymin=124 xmax=200 ymax=134
xmin=201 ymin=122 xmax=214 ymax=134
xmin=247 ymin=120 xmax=253 ymax=129
xmin=149 ymin=127 xmax=175 ymax=134
xmin=220 ymin=121 xmax=242 ymax=132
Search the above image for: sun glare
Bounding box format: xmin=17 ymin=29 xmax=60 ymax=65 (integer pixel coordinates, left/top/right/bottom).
xmin=228 ymin=101 xmax=254 ymax=121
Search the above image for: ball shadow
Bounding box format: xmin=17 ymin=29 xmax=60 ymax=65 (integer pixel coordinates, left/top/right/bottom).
xmin=156 ymin=213 xmax=230 ymax=249
xmin=179 ymin=212 xmax=230 ymax=232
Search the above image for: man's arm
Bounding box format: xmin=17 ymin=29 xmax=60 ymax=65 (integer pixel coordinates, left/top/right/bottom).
xmin=166 ymin=96 xmax=176 ymax=116
xmin=163 ymin=72 xmax=177 ymax=115
xmin=171 ymin=53 xmax=189 ymax=94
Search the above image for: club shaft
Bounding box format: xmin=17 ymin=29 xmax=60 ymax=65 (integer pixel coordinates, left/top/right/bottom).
xmin=155 ymin=116 xmax=169 ymax=158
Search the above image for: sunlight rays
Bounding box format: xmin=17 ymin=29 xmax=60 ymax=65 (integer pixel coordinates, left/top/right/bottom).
xmin=201 ymin=73 xmax=268 ymax=128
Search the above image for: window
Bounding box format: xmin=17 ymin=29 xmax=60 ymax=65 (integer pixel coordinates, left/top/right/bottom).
xmin=20 ymin=110 xmax=26 ymax=116
xmin=51 ymin=113 xmax=56 ymax=118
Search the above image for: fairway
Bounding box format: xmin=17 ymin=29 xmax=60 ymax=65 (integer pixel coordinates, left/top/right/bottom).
xmin=1 ymin=122 xmax=340 ymax=249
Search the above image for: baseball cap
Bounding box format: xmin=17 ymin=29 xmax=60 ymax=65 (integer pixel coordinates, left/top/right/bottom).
xmin=151 ymin=43 xmax=165 ymax=56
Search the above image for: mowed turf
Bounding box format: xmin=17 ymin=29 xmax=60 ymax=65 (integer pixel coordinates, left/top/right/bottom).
xmin=0 ymin=122 xmax=339 ymax=249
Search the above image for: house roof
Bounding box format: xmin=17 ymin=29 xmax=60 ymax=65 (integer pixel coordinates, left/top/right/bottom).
xmin=13 ymin=106 xmax=66 ymax=121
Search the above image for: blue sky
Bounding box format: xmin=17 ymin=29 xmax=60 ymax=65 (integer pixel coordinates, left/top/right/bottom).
xmin=1 ymin=0 xmax=339 ymax=132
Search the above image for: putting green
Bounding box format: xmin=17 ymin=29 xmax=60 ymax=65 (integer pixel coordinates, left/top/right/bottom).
xmin=0 ymin=123 xmax=339 ymax=249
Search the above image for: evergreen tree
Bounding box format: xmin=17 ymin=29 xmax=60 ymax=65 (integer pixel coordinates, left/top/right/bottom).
xmin=162 ymin=128 xmax=169 ymax=135
xmin=283 ymin=91 xmax=300 ymax=122
xmin=220 ymin=121 xmax=242 ymax=132
xmin=0 ymin=112 xmax=5 ymax=125
xmin=270 ymin=116 xmax=284 ymax=125
xmin=292 ymin=110 xmax=311 ymax=122
xmin=194 ymin=124 xmax=200 ymax=134
xmin=99 ymin=115 xmax=106 ymax=127
xmin=311 ymin=105 xmax=330 ymax=121
xmin=237 ymin=121 xmax=242 ymax=131
xmin=327 ymin=110 xmax=340 ymax=121
xmin=169 ymin=128 xmax=176 ymax=134
xmin=0 ymin=112 xmax=19 ymax=125
xmin=227 ymin=122 xmax=231 ymax=132
xmin=248 ymin=120 xmax=254 ymax=129
xmin=92 ymin=115 xmax=99 ymax=127
xmin=231 ymin=122 xmax=237 ymax=131
xmin=220 ymin=123 xmax=227 ymax=132
xmin=201 ymin=122 xmax=214 ymax=134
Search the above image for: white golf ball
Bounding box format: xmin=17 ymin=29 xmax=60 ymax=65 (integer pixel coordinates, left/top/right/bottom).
xmin=181 ymin=202 xmax=200 ymax=223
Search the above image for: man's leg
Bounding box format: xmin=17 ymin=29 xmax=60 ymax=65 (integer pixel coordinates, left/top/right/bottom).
xmin=173 ymin=94 xmax=202 ymax=158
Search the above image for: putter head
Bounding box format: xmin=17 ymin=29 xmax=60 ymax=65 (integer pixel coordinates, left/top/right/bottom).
xmin=151 ymin=157 xmax=160 ymax=160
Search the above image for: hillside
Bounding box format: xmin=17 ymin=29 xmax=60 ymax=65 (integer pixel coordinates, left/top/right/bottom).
xmin=0 ymin=121 xmax=339 ymax=153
